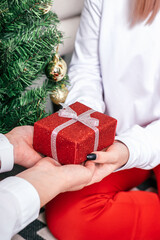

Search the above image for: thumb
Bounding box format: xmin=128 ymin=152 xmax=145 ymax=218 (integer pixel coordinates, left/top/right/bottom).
xmin=84 ymin=160 xmax=96 ymax=175
xmin=86 ymin=150 xmax=114 ymax=164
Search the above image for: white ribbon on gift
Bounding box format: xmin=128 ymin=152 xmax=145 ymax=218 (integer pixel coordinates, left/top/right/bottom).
xmin=51 ymin=106 xmax=100 ymax=162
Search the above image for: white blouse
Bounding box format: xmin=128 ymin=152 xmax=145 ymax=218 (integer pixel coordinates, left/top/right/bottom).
xmin=0 ymin=134 xmax=40 ymax=239
xmin=65 ymin=0 xmax=160 ymax=170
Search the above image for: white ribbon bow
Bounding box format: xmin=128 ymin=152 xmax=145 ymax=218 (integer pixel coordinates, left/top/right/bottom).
xmin=58 ymin=106 xmax=99 ymax=128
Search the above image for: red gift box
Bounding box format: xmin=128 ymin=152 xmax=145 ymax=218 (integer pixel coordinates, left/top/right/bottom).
xmin=33 ymin=102 xmax=117 ymax=164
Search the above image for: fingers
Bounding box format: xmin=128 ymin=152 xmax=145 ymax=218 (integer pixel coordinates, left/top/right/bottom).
xmin=42 ymin=157 xmax=62 ymax=166
xmin=60 ymin=161 xmax=96 ymax=192
xmin=86 ymin=141 xmax=129 ymax=166
xmin=87 ymin=150 xmax=115 ymax=164
xmin=84 ymin=161 xmax=96 ymax=175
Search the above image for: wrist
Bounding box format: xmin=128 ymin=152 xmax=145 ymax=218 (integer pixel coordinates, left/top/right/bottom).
xmin=114 ymin=139 xmax=130 ymax=170
xmin=113 ymin=140 xmax=130 ymax=169
xmin=17 ymin=159 xmax=65 ymax=207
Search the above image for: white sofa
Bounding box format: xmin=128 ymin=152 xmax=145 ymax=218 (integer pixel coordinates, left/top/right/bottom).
xmin=52 ymin=0 xmax=84 ymax=56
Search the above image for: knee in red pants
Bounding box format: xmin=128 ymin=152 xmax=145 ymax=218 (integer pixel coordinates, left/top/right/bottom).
xmin=46 ymin=190 xmax=160 ymax=240
xmin=45 ymin=169 xmax=160 ymax=240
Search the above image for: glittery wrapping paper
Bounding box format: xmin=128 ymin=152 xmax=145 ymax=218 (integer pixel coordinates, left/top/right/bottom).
xmin=33 ymin=102 xmax=117 ymax=164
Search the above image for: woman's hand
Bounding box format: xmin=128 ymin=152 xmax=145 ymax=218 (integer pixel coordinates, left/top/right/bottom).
xmin=5 ymin=126 xmax=42 ymax=168
xmin=85 ymin=141 xmax=129 ymax=185
xmin=17 ymin=157 xmax=95 ymax=207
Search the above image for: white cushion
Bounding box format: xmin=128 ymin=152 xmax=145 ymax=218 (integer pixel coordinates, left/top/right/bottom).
xmin=58 ymin=16 xmax=80 ymax=56
xmin=51 ymin=0 xmax=84 ymax=20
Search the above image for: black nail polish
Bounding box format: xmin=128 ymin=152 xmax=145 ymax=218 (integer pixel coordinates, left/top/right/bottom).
xmin=87 ymin=153 xmax=97 ymax=160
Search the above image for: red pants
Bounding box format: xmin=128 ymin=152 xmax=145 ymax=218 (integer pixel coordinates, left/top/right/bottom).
xmin=46 ymin=166 xmax=160 ymax=240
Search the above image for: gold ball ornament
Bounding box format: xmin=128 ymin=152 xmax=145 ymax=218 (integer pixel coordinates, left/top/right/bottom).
xmin=50 ymin=86 xmax=69 ymax=105
xmin=46 ymin=54 xmax=67 ymax=82
xmin=39 ymin=4 xmax=52 ymax=14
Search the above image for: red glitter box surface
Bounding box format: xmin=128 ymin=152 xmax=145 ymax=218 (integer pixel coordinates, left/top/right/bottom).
xmin=33 ymin=102 xmax=117 ymax=164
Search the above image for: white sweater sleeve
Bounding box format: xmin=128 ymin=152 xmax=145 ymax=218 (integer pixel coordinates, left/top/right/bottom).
xmin=115 ymin=120 xmax=160 ymax=170
xmin=0 ymin=134 xmax=40 ymax=239
xmin=65 ymin=0 xmax=105 ymax=113
xmin=0 ymin=134 xmax=14 ymax=173
xmin=0 ymin=177 xmax=40 ymax=240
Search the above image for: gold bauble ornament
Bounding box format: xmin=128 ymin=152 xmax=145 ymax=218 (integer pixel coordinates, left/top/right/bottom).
xmin=43 ymin=5 xmax=52 ymax=14
xmin=50 ymin=85 xmax=69 ymax=105
xmin=39 ymin=4 xmax=52 ymax=14
xmin=46 ymin=54 xmax=67 ymax=82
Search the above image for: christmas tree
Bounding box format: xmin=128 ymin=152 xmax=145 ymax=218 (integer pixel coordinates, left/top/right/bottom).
xmin=0 ymin=0 xmax=69 ymax=134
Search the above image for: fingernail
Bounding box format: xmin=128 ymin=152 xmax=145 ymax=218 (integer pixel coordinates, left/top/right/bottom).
xmin=87 ymin=153 xmax=97 ymax=160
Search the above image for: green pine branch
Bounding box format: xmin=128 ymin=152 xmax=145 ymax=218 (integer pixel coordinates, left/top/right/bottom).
xmin=0 ymin=81 xmax=49 ymax=133
xmin=0 ymin=0 xmax=69 ymax=133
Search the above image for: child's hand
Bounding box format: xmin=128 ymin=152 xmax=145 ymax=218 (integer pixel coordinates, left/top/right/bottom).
xmin=85 ymin=141 xmax=129 ymax=185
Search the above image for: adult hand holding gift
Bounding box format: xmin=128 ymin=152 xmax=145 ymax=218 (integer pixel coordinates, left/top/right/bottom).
xmin=86 ymin=140 xmax=129 ymax=185
xmin=33 ymin=102 xmax=117 ymax=165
